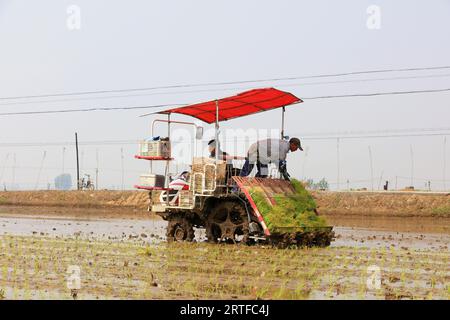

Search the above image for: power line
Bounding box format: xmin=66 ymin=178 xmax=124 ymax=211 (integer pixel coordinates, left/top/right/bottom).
xmin=0 ymin=140 xmax=138 ymax=147
xmin=295 ymin=126 xmax=450 ymax=137
xmin=0 ymin=131 xmax=449 ymax=148
xmin=1 ymin=65 xmax=450 ymax=102
xmin=2 ymin=72 xmax=450 ymax=107
xmin=302 ymin=132 xmax=450 ymax=140
xmin=303 ymin=88 xmax=450 ymax=100
xmin=0 ymin=87 xmax=449 ymax=117
xmin=0 ymin=165 xmax=143 ymax=173
xmin=0 ymin=103 xmax=186 ymax=117
xmin=395 ymin=176 xmax=450 ymax=182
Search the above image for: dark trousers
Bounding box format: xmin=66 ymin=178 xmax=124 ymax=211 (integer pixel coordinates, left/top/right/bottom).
xmin=240 ymin=159 xmax=268 ymax=178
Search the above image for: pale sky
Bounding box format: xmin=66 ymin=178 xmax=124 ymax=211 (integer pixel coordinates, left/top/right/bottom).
xmin=0 ymin=0 xmax=449 ymax=190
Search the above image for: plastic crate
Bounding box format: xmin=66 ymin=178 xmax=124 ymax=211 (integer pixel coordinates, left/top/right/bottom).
xmin=139 ymin=140 xmax=171 ymax=158
xmin=139 ymin=174 xmax=165 ymax=188
xmin=179 ymin=190 xmax=194 ymax=207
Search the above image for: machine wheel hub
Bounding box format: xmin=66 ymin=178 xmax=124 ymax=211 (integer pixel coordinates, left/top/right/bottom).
xmin=166 ymin=215 xmax=195 ymax=242
xmin=206 ymin=200 xmax=250 ymax=244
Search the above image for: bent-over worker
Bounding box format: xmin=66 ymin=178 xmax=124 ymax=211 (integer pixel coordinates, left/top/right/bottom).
xmin=239 ymin=137 xmax=302 ymax=180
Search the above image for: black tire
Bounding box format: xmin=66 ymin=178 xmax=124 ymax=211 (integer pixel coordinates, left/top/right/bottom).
xmin=166 ymin=215 xmax=195 ymax=242
xmin=205 ymin=200 xmax=250 ymax=244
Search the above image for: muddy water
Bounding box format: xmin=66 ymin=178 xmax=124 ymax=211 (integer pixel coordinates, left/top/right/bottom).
xmin=0 ymin=208 xmax=449 ymax=251
xmin=325 ymin=215 xmax=450 ymax=251
xmin=324 ymin=215 xmax=450 ymax=234
xmin=0 ymin=214 xmax=167 ymax=243
xmin=332 ymin=227 xmax=448 ymax=251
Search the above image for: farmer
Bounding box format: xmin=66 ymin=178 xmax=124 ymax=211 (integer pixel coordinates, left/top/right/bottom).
xmin=208 ymin=139 xmax=245 ymax=179
xmin=208 ymin=139 xmax=228 ymax=161
xmin=240 ymin=137 xmax=303 ymax=180
xmin=207 ymin=139 xmax=245 ymax=162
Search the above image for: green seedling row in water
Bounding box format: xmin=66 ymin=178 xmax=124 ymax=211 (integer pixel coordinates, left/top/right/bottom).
xmin=250 ymin=179 xmax=328 ymax=230
xmin=0 ymin=236 xmax=448 ymax=300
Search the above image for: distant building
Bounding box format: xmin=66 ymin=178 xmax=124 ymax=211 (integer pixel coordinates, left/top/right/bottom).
xmin=54 ymin=174 xmax=72 ymax=190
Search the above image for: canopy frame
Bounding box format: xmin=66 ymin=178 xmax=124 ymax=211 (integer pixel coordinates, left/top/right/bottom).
xmin=147 ymin=88 xmax=302 ymax=163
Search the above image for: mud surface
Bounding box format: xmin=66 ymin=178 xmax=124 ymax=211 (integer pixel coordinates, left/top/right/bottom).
xmin=0 ymin=207 xmax=448 ymax=251
xmin=325 ymin=215 xmax=450 ymax=234
xmin=0 ymin=207 xmax=448 ymax=300
xmin=0 ymin=236 xmax=448 ymax=300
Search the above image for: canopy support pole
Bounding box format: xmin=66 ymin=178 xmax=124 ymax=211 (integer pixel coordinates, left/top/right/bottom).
xmin=215 ymin=100 xmax=220 ymax=162
xmin=281 ymin=106 xmax=286 ymax=139
xmin=164 ymin=113 xmax=171 ymax=190
xmin=167 ymin=113 xmax=171 ymax=138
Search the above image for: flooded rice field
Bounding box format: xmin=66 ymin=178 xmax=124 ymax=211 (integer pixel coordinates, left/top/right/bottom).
xmin=0 ymin=208 xmax=448 ymax=251
xmin=0 ymin=206 xmax=448 ymax=300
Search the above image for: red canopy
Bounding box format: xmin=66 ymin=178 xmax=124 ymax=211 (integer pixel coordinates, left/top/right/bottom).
xmin=158 ymin=88 xmax=302 ymax=124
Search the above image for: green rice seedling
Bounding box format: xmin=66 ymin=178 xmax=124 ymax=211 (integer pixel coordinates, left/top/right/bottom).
xmin=356 ymin=271 xmax=368 ymax=299
xmin=293 ymin=279 xmax=308 ymax=300
xmin=250 ymin=179 xmax=328 ymax=229
xmin=37 ymin=286 xmax=46 ymax=300
xmin=429 ymin=276 xmax=437 ymax=289
xmin=325 ymin=273 xmax=337 ymax=298
xmin=2 ymin=264 xmax=8 ymax=283
xmin=23 ymin=281 xmax=32 ymax=300
xmin=254 ymin=285 xmax=270 ymax=300
xmin=270 ymin=280 xmax=283 ymax=300
xmin=138 ymin=246 xmax=154 ymax=257
xmin=308 ymin=270 xmax=322 ymax=295
xmin=12 ymin=283 xmax=19 ymax=300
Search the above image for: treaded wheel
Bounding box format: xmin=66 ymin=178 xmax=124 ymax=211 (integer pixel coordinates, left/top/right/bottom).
xmin=269 ymin=229 xmax=335 ymax=248
xmin=166 ymin=214 xmax=195 ymax=242
xmin=205 ymin=200 xmax=250 ymax=244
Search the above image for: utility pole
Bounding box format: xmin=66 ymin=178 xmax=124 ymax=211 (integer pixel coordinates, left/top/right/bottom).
xmin=444 ymin=137 xmax=447 ymax=191
xmin=12 ymin=153 xmax=16 ymax=190
xmin=120 ymin=148 xmax=124 ymax=191
xmin=0 ymin=153 xmax=9 ymax=186
xmin=75 ymin=133 xmax=80 ymax=190
xmin=62 ymin=147 xmax=66 ymax=174
xmin=80 ymin=150 xmax=84 ymax=176
xmin=35 ymin=151 xmax=47 ymax=190
xmin=302 ymin=146 xmax=309 ymax=181
xmin=368 ymin=146 xmax=374 ymax=191
xmin=96 ymin=148 xmax=99 ymax=190
xmin=410 ymin=145 xmax=414 ymax=187
xmin=377 ymin=171 xmax=384 ymax=191
xmin=336 ymin=138 xmax=340 ymax=191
